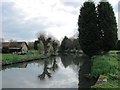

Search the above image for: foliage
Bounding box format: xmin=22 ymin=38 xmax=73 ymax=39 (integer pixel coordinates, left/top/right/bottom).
xmin=38 ymin=34 xmax=47 ymax=54
xmin=60 ymin=36 xmax=81 ymax=53
xmin=2 ymin=47 xmax=9 ymax=53
xmin=47 ymin=42 xmax=54 ymax=54
xmin=38 ymin=41 xmax=44 ymax=54
xmin=78 ymin=1 xmax=118 ymax=56
xmin=78 ymin=1 xmax=101 ymax=57
xmin=91 ymin=57 xmax=110 ymax=77
xmin=72 ymin=38 xmax=81 ymax=50
xmin=28 ymin=42 xmax=34 ymax=50
xmin=36 ymin=33 xmax=59 ymax=55
xmin=116 ymin=40 xmax=120 ymax=50
xmin=92 ymin=80 xmax=119 ymax=88
xmin=91 ymin=54 xmax=119 ymax=77
xmin=52 ymin=40 xmax=59 ymax=54
xmin=34 ymin=40 xmax=39 ymax=50
xmin=99 ymin=75 xmax=108 ymax=79
xmin=59 ymin=36 xmax=69 ymax=52
xmin=91 ymin=53 xmax=120 ymax=88
xmin=97 ymin=1 xmax=118 ymax=52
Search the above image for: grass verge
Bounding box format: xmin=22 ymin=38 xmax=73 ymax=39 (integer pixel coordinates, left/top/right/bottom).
xmin=91 ymin=53 xmax=120 ymax=88
xmin=1 ymin=50 xmax=44 ymax=65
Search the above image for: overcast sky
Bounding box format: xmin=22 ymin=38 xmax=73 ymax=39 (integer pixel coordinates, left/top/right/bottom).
xmin=1 ymin=0 xmax=120 ymax=42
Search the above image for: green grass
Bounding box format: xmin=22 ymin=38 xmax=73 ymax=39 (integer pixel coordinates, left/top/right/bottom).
xmin=0 ymin=54 xmax=2 ymax=59
xmin=91 ymin=54 xmax=119 ymax=77
xmin=2 ymin=54 xmax=19 ymax=60
xmin=2 ymin=50 xmax=40 ymax=59
xmin=91 ymin=53 xmax=120 ymax=88
xmin=92 ymin=80 xmax=119 ymax=88
xmin=1 ymin=50 xmax=42 ymax=65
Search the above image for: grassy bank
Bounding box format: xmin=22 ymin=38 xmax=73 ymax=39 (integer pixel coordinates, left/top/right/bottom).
xmin=91 ymin=53 xmax=120 ymax=88
xmin=2 ymin=50 xmax=39 ymax=60
xmin=1 ymin=50 xmax=46 ymax=65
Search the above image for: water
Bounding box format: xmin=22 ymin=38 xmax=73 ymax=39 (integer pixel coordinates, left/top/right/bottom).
xmin=1 ymin=54 xmax=97 ymax=88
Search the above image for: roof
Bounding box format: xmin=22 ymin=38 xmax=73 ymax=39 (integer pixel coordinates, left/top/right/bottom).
xmin=2 ymin=42 xmax=10 ymax=47
xmin=1 ymin=42 xmax=28 ymax=48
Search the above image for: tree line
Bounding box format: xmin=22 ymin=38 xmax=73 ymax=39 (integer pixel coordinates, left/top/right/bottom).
xmin=59 ymin=36 xmax=81 ymax=53
xmin=33 ymin=33 xmax=59 ymax=55
xmin=28 ymin=0 xmax=120 ymax=56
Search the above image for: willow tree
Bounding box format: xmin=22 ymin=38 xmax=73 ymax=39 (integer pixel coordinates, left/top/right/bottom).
xmin=78 ymin=1 xmax=101 ymax=57
xmin=38 ymin=40 xmax=44 ymax=54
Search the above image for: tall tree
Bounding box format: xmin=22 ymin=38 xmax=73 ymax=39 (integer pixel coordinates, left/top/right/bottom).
xmin=28 ymin=42 xmax=34 ymax=50
xmin=97 ymin=1 xmax=118 ymax=52
xmin=116 ymin=40 xmax=120 ymax=50
xmin=34 ymin=40 xmax=39 ymax=50
xmin=60 ymin=36 xmax=69 ymax=52
xmin=78 ymin=1 xmax=101 ymax=57
xmin=38 ymin=40 xmax=44 ymax=54
xmin=52 ymin=40 xmax=59 ymax=54
xmin=38 ymin=33 xmax=47 ymax=55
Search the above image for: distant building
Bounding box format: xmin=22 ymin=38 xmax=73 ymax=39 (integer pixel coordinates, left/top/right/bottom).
xmin=1 ymin=42 xmax=29 ymax=53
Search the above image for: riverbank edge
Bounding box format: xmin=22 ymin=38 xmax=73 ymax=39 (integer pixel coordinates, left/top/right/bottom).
xmin=2 ymin=54 xmax=58 ymax=66
xmin=2 ymin=51 xmax=84 ymax=66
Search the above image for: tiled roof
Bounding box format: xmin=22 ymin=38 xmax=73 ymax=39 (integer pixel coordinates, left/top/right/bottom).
xmin=2 ymin=42 xmax=27 ymax=48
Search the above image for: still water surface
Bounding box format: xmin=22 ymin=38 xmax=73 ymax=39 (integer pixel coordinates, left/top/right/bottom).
xmin=2 ymin=55 xmax=96 ymax=88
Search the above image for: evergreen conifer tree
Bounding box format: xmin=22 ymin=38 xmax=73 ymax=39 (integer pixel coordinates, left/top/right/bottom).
xmin=97 ymin=1 xmax=118 ymax=52
xmin=78 ymin=1 xmax=101 ymax=57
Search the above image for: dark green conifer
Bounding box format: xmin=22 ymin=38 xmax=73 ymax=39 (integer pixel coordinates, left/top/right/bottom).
xmin=78 ymin=1 xmax=101 ymax=57
xmin=97 ymin=1 xmax=118 ymax=52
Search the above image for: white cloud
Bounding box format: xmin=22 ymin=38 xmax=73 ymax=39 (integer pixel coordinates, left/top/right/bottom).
xmin=6 ymin=0 xmax=80 ymax=41
xmin=2 ymin=0 xmax=120 ymax=41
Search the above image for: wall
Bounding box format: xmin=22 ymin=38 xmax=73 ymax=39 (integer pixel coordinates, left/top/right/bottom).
xmin=21 ymin=43 xmax=28 ymax=52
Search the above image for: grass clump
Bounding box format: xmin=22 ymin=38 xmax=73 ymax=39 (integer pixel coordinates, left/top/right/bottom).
xmin=91 ymin=53 xmax=120 ymax=88
xmin=91 ymin=54 xmax=119 ymax=77
xmin=92 ymin=80 xmax=119 ymax=88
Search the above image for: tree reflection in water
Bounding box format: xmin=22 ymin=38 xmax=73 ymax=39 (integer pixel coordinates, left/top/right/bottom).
xmin=78 ymin=56 xmax=98 ymax=89
xmin=38 ymin=57 xmax=58 ymax=80
xmin=37 ymin=55 xmax=98 ymax=88
xmin=2 ymin=55 xmax=100 ymax=88
xmin=50 ymin=58 xmax=58 ymax=72
xmin=38 ymin=60 xmax=51 ymax=80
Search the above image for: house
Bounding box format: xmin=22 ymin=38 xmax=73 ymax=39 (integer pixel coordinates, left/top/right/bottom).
xmin=0 ymin=43 xmax=2 ymax=53
xmin=2 ymin=42 xmax=29 ymax=53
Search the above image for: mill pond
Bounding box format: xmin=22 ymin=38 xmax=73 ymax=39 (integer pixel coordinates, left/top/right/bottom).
xmin=1 ymin=0 xmax=120 ymax=89
xmin=1 ymin=55 xmax=98 ymax=88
